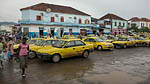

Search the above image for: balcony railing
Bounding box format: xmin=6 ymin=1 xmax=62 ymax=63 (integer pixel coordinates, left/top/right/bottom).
xmin=18 ymin=20 xmax=97 ymax=28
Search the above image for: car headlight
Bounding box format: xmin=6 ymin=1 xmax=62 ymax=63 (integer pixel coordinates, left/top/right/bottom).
xmin=104 ymin=45 xmax=112 ymax=46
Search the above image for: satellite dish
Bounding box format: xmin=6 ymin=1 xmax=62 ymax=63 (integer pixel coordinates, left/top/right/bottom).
xmin=46 ymin=8 xmax=51 ymax=12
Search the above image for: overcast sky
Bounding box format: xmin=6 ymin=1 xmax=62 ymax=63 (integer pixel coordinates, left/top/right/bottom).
xmin=0 ymin=0 xmax=150 ymax=22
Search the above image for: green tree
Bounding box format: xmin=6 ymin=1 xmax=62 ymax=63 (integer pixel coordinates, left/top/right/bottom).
xmin=128 ymin=23 xmax=139 ymax=32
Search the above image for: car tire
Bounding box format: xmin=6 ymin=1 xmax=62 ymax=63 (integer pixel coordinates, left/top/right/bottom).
xmin=134 ymin=43 xmax=138 ymax=47
xmin=28 ymin=51 xmax=37 ymax=59
xmin=144 ymin=43 xmax=147 ymax=47
xmin=123 ymin=44 xmax=127 ymax=48
xmin=97 ymin=45 xmax=102 ymax=51
xmin=82 ymin=50 xmax=89 ymax=58
xmin=51 ymin=54 xmax=61 ymax=63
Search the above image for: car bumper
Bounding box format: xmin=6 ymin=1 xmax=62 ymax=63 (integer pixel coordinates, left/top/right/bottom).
xmin=37 ymin=52 xmax=52 ymax=60
xmin=113 ymin=43 xmax=123 ymax=48
xmin=103 ymin=46 xmax=114 ymax=49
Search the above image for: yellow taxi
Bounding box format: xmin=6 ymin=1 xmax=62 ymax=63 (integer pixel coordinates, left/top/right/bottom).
xmin=37 ymin=39 xmax=93 ymax=63
xmin=62 ymin=35 xmax=79 ymax=39
xmin=134 ymin=37 xmax=146 ymax=46
xmin=112 ymin=37 xmax=137 ymax=48
xmin=29 ymin=39 xmax=58 ymax=58
xmin=100 ymin=36 xmax=117 ymax=43
xmin=13 ymin=38 xmax=44 ymax=52
xmin=144 ymin=38 xmax=150 ymax=47
xmin=82 ymin=37 xmax=114 ymax=50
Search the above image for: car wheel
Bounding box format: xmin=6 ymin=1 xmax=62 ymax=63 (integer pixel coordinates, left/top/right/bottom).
xmin=29 ymin=51 xmax=36 ymax=59
xmin=144 ymin=43 xmax=147 ymax=47
xmin=82 ymin=50 xmax=89 ymax=58
xmin=97 ymin=45 xmax=102 ymax=51
xmin=51 ymin=54 xmax=61 ymax=63
xmin=115 ymin=45 xmax=121 ymax=48
xmin=123 ymin=44 xmax=127 ymax=48
xmin=134 ymin=43 xmax=138 ymax=47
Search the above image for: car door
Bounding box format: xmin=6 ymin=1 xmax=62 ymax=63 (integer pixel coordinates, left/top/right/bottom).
xmin=62 ymin=41 xmax=76 ymax=58
xmin=127 ymin=38 xmax=132 ymax=46
xmin=74 ymin=40 xmax=86 ymax=56
xmin=84 ymin=38 xmax=96 ymax=48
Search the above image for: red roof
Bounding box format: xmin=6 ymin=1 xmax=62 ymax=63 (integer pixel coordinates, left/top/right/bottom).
xmin=99 ymin=13 xmax=127 ymax=21
xmin=129 ymin=17 xmax=140 ymax=22
xmin=129 ymin=17 xmax=150 ymax=22
xmin=20 ymin=3 xmax=90 ymax=16
xmin=140 ymin=18 xmax=150 ymax=22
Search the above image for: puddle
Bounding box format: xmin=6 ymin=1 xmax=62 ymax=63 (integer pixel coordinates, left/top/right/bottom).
xmin=83 ymin=71 xmax=145 ymax=84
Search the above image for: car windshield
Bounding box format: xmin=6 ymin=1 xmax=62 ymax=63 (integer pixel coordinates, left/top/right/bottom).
xmin=101 ymin=37 xmax=107 ymax=40
xmin=139 ymin=37 xmax=145 ymax=40
xmin=29 ymin=40 xmax=37 ymax=44
xmin=117 ymin=38 xmax=127 ymax=41
xmin=52 ymin=40 xmax=67 ymax=48
xmin=96 ymin=38 xmax=104 ymax=42
xmin=35 ymin=40 xmax=44 ymax=46
xmin=107 ymin=36 xmax=114 ymax=39
xmin=43 ymin=40 xmax=57 ymax=46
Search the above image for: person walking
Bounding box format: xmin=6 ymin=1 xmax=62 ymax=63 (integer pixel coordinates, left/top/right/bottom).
xmin=7 ymin=37 xmax=14 ymax=60
xmin=17 ymin=37 xmax=29 ymax=77
xmin=0 ymin=38 xmax=4 ymax=68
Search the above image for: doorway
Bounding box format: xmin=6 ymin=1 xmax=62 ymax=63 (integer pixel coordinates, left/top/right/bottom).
xmin=80 ymin=29 xmax=86 ymax=36
xmin=50 ymin=28 xmax=55 ymax=36
xmin=60 ymin=28 xmax=64 ymax=37
xmin=39 ymin=27 xmax=44 ymax=37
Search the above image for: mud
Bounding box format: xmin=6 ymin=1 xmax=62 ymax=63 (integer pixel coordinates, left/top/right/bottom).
xmin=0 ymin=47 xmax=150 ymax=84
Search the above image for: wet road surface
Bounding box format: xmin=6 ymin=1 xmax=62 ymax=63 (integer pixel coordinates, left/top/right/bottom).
xmin=0 ymin=47 xmax=150 ymax=84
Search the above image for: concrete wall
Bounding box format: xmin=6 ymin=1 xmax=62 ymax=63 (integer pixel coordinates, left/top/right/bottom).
xmin=21 ymin=10 xmax=91 ymax=24
xmin=112 ymin=19 xmax=127 ymax=29
xmin=21 ymin=24 xmax=92 ymax=38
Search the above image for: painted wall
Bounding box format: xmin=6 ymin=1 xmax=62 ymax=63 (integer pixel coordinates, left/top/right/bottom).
xmin=104 ymin=28 xmax=110 ymax=34
xmin=147 ymin=22 xmax=150 ymax=29
xmin=112 ymin=19 xmax=127 ymax=29
xmin=21 ymin=10 xmax=91 ymax=24
xmin=21 ymin=24 xmax=93 ymax=38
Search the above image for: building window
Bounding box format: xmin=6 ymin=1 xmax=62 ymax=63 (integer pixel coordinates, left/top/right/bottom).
xmin=119 ymin=22 xmax=121 ymax=26
xmin=74 ymin=17 xmax=77 ymax=19
xmin=79 ymin=18 xmax=82 ymax=24
xmin=60 ymin=16 xmax=64 ymax=22
xmin=115 ymin=22 xmax=117 ymax=26
xmin=123 ymin=23 xmax=125 ymax=27
xmin=69 ymin=29 xmax=72 ymax=35
xmin=36 ymin=15 xmax=42 ymax=21
xmin=85 ymin=19 xmax=89 ymax=24
xmin=51 ymin=17 xmax=55 ymax=22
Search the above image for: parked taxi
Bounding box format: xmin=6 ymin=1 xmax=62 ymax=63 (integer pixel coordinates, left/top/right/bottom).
xmin=29 ymin=39 xmax=58 ymax=58
xmin=13 ymin=38 xmax=44 ymax=52
xmin=112 ymin=37 xmax=137 ymax=48
xmin=37 ymin=39 xmax=93 ymax=63
xmin=82 ymin=37 xmax=114 ymax=50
